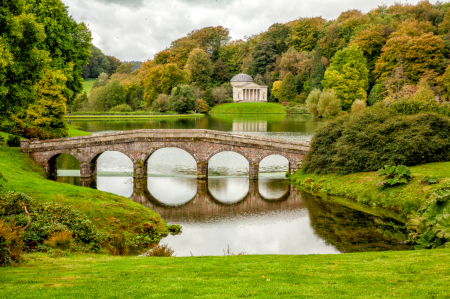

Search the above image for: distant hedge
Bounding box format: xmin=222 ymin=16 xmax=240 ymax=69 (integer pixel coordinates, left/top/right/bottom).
xmin=303 ymin=107 xmax=450 ymax=174
xmin=70 ymin=111 xmax=180 ymax=116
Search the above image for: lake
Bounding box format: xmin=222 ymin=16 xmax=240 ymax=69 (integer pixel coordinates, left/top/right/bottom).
xmin=57 ymin=114 xmax=409 ymax=256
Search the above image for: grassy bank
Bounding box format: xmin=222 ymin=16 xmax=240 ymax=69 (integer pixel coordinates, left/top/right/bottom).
xmin=66 ymin=114 xmax=205 ymax=119
xmin=0 ymin=147 xmax=167 ymax=236
xmin=1 ymin=249 xmax=450 ymax=298
xmin=67 ymin=125 xmax=91 ymax=137
xmin=291 ymin=162 xmax=450 ymax=216
xmin=210 ymin=102 xmax=286 ymax=114
xmin=83 ymin=78 xmax=95 ymax=95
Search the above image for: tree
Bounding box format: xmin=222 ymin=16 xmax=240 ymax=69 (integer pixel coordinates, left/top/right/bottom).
xmin=317 ymin=89 xmax=341 ymax=117
xmin=0 ymin=0 xmax=50 ymax=118
xmin=310 ymin=48 xmax=326 ymax=91
xmin=438 ymin=65 xmax=450 ymax=100
xmin=152 ymin=94 xmax=169 ymax=112
xmin=271 ymin=81 xmax=282 ymax=100
xmin=279 ymin=72 xmax=297 ymax=102
xmin=169 ymin=85 xmax=197 ymax=114
xmin=106 ymin=56 xmax=122 ymax=75
xmin=367 ymin=84 xmax=384 ymax=106
xmin=351 ymin=25 xmax=388 ymax=73
xmin=322 ymin=45 xmax=369 ymax=110
xmin=286 ymin=17 xmax=325 ymax=52
xmin=72 ymin=92 xmax=88 ymax=112
xmin=318 ymin=23 xmax=345 ymax=60
xmin=212 ymin=58 xmax=230 ymax=84
xmin=204 ymin=88 xmax=214 ymax=107
xmin=143 ymin=63 xmax=187 ymax=106
xmin=116 ymin=62 xmax=134 ymax=74
xmin=26 ymin=69 xmax=68 ymax=137
xmin=306 ymin=89 xmax=322 ymax=117
xmin=250 ymin=40 xmax=277 ymax=77
xmin=84 ymin=45 xmax=109 ymax=78
xmin=30 ymin=0 xmax=92 ymax=104
xmin=262 ymin=23 xmax=290 ymax=55
xmin=197 ymin=99 xmax=209 ymax=113
xmin=374 ymin=19 xmax=446 ymax=83
xmin=184 ymin=48 xmax=213 ymax=89
xmin=212 ymin=86 xmax=231 ymax=104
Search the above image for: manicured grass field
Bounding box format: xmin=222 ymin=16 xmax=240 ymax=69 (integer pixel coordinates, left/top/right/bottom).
xmin=1 ymin=249 xmax=450 ymax=298
xmin=210 ymin=102 xmax=286 ymax=114
xmin=83 ymin=78 xmax=96 ymax=95
xmin=66 ymin=114 xmax=205 ymax=119
xmin=0 ymin=147 xmax=167 ymax=236
xmin=292 ymin=162 xmax=450 ymax=216
xmin=68 ymin=125 xmax=92 ymax=137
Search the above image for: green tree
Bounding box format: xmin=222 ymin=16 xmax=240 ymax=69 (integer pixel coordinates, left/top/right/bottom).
xmin=30 ymin=0 xmax=92 ymax=104
xmin=318 ymin=23 xmax=345 ymax=60
xmin=0 ymin=0 xmax=50 ymax=117
xmin=84 ymin=45 xmax=109 ymax=78
xmin=26 ymin=69 xmax=68 ymax=137
xmin=169 ymin=85 xmax=197 ymax=113
xmin=310 ymin=48 xmax=325 ymax=91
xmin=212 ymin=58 xmax=230 ymax=84
xmin=143 ymin=63 xmax=187 ymax=106
xmin=204 ymin=88 xmax=214 ymax=107
xmin=322 ymin=44 xmax=369 ymax=110
xmin=279 ymin=72 xmax=297 ymax=102
xmin=306 ymin=88 xmax=322 ymax=117
xmin=317 ymin=89 xmax=341 ymax=117
xmin=116 ymin=62 xmax=134 ymax=74
xmin=106 ymin=56 xmax=122 ymax=75
xmin=71 ymin=92 xmax=88 ymax=112
xmin=184 ymin=48 xmax=213 ymax=89
xmin=367 ymin=84 xmax=384 ymax=106
xmin=152 ymin=94 xmax=169 ymax=112
xmin=262 ymin=23 xmax=290 ymax=55
xmin=250 ymin=40 xmax=277 ymax=77
xmin=286 ymin=17 xmax=325 ymax=52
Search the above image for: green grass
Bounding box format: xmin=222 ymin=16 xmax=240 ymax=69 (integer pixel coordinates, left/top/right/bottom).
xmin=67 ymin=125 xmax=91 ymax=137
xmin=291 ymin=162 xmax=450 ymax=216
xmin=1 ymin=249 xmax=450 ymax=298
xmin=66 ymin=114 xmax=205 ymax=119
xmin=0 ymin=147 xmax=167 ymax=236
xmin=210 ymin=103 xmax=287 ymax=114
xmin=83 ymin=78 xmax=96 ymax=95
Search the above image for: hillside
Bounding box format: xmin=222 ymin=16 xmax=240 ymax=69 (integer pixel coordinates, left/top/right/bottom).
xmin=209 ymin=103 xmax=286 ymax=114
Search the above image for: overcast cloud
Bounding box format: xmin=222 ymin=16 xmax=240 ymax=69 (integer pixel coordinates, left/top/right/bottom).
xmin=63 ymin=0 xmax=423 ymax=62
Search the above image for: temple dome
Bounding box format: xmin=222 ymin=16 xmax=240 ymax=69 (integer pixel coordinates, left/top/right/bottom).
xmin=231 ymin=73 xmax=253 ymax=82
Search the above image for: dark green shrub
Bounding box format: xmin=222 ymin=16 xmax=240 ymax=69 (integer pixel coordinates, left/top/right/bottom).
xmin=6 ymin=135 xmax=20 ymax=147
xmin=303 ymin=107 xmax=450 ymax=174
xmin=167 ymin=224 xmax=182 ymax=235
xmin=376 ymin=165 xmax=412 ymax=187
xmin=421 ymin=177 xmax=439 ymax=185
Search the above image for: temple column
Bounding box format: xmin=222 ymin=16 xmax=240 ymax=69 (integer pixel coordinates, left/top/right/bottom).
xmin=249 ymin=163 xmax=259 ymax=180
xmin=197 ymin=161 xmax=208 ymax=180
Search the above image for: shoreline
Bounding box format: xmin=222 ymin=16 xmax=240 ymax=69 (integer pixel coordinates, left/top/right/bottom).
xmin=66 ymin=114 xmax=205 ymax=119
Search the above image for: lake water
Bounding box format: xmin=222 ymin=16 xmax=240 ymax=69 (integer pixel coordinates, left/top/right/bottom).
xmin=57 ymin=114 xmax=410 ymax=256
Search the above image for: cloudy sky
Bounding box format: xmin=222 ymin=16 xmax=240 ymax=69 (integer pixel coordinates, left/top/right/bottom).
xmin=63 ymin=0 xmax=422 ymax=62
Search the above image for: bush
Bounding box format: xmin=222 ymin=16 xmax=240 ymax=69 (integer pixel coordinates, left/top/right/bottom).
xmin=167 ymin=224 xmax=182 ymax=235
xmin=368 ymin=83 xmax=383 ymax=106
xmin=0 ymin=220 xmax=24 ymax=266
xmin=110 ymin=104 xmax=133 ymax=112
xmin=285 ymin=103 xmax=309 ymax=114
xmin=0 ymin=116 xmax=56 ymax=140
xmin=152 ymin=94 xmax=169 ymax=112
xmin=169 ymin=85 xmax=197 ymax=114
xmin=376 ymin=165 xmax=413 ymax=187
xmin=6 ymin=135 xmax=20 ymax=147
xmin=303 ymin=107 xmax=450 ymax=174
xmin=317 ymin=89 xmax=341 ymax=117
xmin=140 ymin=243 xmax=175 ymax=257
xmin=306 ymin=88 xmax=321 ymax=117
xmin=351 ymin=99 xmax=366 ymax=114
xmin=44 ymin=231 xmax=73 ymax=251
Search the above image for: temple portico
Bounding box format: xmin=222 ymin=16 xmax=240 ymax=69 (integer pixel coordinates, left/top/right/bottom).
xmin=231 ymin=74 xmax=268 ymax=103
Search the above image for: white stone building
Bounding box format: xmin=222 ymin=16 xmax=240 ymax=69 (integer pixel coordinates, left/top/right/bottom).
xmin=231 ymin=73 xmax=268 ymax=103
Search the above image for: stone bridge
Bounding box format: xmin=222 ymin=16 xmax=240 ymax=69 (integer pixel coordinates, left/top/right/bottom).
xmin=20 ymin=129 xmax=310 ymax=181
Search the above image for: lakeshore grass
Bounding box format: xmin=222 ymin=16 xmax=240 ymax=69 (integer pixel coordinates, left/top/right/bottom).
xmin=66 ymin=114 xmax=205 ymax=119
xmin=1 ymin=249 xmax=450 ymax=298
xmin=210 ymin=102 xmax=286 ymax=114
xmin=68 ymin=125 xmax=92 ymax=137
xmin=291 ymin=162 xmax=450 ymax=216
xmin=0 ymin=147 xmax=167 ymax=236
xmin=83 ymin=78 xmax=95 ymax=95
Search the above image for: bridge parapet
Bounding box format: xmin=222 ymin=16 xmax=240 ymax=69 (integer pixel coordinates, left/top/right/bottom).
xmin=21 ymin=129 xmax=310 ymax=180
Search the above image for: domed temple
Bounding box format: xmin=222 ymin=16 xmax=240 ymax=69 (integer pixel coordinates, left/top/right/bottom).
xmin=231 ymin=73 xmax=268 ymax=103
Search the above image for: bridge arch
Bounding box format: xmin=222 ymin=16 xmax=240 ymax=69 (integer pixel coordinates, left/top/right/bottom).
xmin=44 ymin=151 xmax=83 ymax=179
xmin=145 ymin=147 xmax=198 ymax=176
xmin=259 ymin=154 xmax=290 ymax=174
xmin=207 ymin=151 xmax=250 ymax=178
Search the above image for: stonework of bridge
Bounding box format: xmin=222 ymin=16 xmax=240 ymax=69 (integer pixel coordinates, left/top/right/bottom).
xmin=20 ymin=129 xmax=310 ymax=181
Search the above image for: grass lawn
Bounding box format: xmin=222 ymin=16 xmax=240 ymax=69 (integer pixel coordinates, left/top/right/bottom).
xmin=0 ymin=147 xmax=167 ymax=236
xmin=83 ymin=78 xmax=96 ymax=95
xmin=66 ymin=114 xmax=205 ymax=119
xmin=210 ymin=102 xmax=286 ymax=114
xmin=291 ymin=162 xmax=450 ymax=216
xmin=1 ymin=249 xmax=450 ymax=298
xmin=67 ymin=125 xmax=92 ymax=137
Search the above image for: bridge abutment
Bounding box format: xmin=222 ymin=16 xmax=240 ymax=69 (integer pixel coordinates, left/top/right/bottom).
xmin=133 ymin=162 xmax=148 ymax=180
xmin=197 ymin=162 xmax=208 ymax=180
xmin=249 ymin=164 xmax=259 ymax=180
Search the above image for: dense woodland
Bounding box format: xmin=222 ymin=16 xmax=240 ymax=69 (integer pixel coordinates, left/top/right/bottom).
xmin=3 ymin=0 xmax=450 ymax=138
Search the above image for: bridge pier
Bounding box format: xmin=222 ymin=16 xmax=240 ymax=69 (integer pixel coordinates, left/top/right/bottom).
xmin=249 ymin=164 xmax=259 ymax=180
xmin=289 ymin=164 xmax=300 ymax=175
xmin=197 ymin=162 xmax=208 ymax=180
xmin=80 ymin=177 xmax=97 ymax=189
xmin=80 ymin=162 xmax=96 ymax=178
xmin=133 ymin=162 xmax=148 ymax=180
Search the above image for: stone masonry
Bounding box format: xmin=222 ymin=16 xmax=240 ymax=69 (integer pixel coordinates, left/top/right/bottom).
xmin=20 ymin=129 xmax=310 ymax=181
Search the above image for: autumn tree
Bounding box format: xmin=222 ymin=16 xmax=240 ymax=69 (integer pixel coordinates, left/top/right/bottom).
xmin=322 ymin=44 xmax=369 ymax=110
xmin=318 ymin=23 xmax=345 ymax=60
xmin=438 ymin=65 xmax=450 ymax=100
xmin=212 ymin=58 xmax=230 ymax=84
xmin=152 ymin=94 xmax=169 ymax=112
xmin=271 ymin=81 xmax=282 ymax=100
xmin=26 ymin=69 xmax=68 ymax=137
xmin=116 ymin=62 xmax=134 ymax=74
xmin=374 ymin=19 xmax=446 ymax=83
xmin=310 ymin=48 xmax=326 ymax=91
xmin=286 ymin=17 xmax=325 ymax=53
xmin=169 ymin=85 xmax=197 ymax=114
xmin=218 ymin=40 xmax=244 ymax=75
xmin=262 ymin=23 xmax=290 ymax=55
xmin=351 ymin=25 xmax=388 ymax=75
xmin=143 ymin=64 xmax=187 ymax=106
xmin=250 ymin=40 xmax=278 ymax=77
xmin=279 ymin=72 xmax=297 ymax=102
xmin=106 ymin=56 xmax=122 ymax=75
xmin=0 ymin=0 xmax=50 ymax=117
xmin=184 ymin=48 xmax=213 ymax=89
